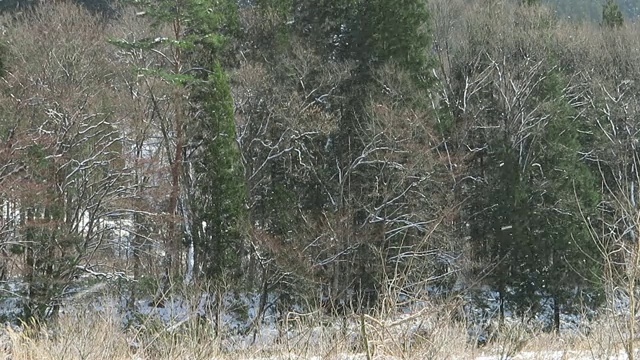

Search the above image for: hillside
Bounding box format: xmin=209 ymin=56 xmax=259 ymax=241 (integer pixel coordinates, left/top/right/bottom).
xmin=546 ymin=0 xmax=640 ymax=21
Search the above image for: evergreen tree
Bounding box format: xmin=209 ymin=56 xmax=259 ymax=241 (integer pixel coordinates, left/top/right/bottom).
xmin=522 ymin=0 xmax=540 ymax=6
xmin=518 ymin=71 xmax=602 ymax=331
xmin=112 ymin=0 xmax=244 ymax=283
xmin=250 ymin=0 xmax=435 ymax=305
xmin=603 ymin=0 xmax=624 ymax=27
xmin=191 ymin=62 xmax=246 ymax=280
xmin=291 ymin=0 xmax=432 ymax=80
xmin=466 ymin=67 xmax=602 ymax=330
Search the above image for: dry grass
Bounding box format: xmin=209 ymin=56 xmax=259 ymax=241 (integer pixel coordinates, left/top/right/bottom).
xmin=6 ymin=310 xmax=131 ymax=360
xmin=0 ymin=301 xmax=637 ymax=360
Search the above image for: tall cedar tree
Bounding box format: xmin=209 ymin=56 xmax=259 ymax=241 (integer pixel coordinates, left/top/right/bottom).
xmin=112 ymin=0 xmax=244 ymax=284
xmin=191 ymin=62 xmax=246 ymax=280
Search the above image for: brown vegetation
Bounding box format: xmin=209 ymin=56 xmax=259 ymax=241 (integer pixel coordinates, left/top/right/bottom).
xmin=1 ymin=0 xmax=640 ymax=358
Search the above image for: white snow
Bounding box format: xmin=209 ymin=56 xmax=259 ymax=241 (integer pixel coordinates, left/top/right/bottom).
xmin=472 ymin=349 xmax=637 ymax=359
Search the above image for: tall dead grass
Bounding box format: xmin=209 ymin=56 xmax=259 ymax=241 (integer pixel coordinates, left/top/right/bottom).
xmin=1 ymin=302 xmax=638 ymax=360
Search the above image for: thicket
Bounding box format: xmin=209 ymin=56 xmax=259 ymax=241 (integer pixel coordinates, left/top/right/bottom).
xmin=0 ymin=0 xmax=639 ymax=340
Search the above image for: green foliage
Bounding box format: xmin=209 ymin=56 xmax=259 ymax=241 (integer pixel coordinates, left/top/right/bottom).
xmin=349 ymin=0 xmax=431 ymax=73
xmin=603 ymin=0 xmax=625 ymax=27
xmin=297 ymin=0 xmax=431 ymax=83
xmin=524 ymin=70 xmax=601 ymax=305
xmin=0 ymin=44 xmax=5 ymax=78
xmin=113 ymin=0 xmax=238 ymax=75
xmin=192 ymin=63 xmax=246 ymax=279
xmin=466 ymin=66 xmax=603 ymax=319
xmin=178 ymin=1 xmax=247 ymax=280
xmin=111 ymin=0 xmax=245 ymax=282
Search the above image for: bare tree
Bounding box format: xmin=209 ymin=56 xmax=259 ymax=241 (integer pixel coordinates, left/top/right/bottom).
xmin=0 ymin=3 xmax=139 ymax=319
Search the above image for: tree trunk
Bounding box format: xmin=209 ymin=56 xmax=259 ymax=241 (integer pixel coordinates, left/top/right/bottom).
xmin=251 ymin=269 xmax=270 ymax=343
xmin=553 ymin=296 xmax=560 ymax=333
xmin=498 ymin=285 xmax=505 ymax=327
xmin=181 ymin=167 xmax=195 ymax=285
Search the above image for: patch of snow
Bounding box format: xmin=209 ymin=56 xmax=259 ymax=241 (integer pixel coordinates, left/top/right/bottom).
xmin=471 ymin=349 xmax=638 ymax=359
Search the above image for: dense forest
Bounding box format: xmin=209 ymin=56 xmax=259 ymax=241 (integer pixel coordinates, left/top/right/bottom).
xmin=1 ymin=0 xmax=640 ymax=349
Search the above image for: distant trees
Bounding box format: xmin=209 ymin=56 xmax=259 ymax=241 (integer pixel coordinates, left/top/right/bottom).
xmin=550 ymin=0 xmax=634 ymax=22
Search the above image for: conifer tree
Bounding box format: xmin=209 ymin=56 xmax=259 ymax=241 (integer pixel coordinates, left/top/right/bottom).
xmin=517 ymin=71 xmax=602 ymax=331
xmin=466 ymin=66 xmax=602 ymax=330
xmin=250 ymin=0 xmax=436 ymax=305
xmin=191 ymin=62 xmax=246 ymax=280
xmin=112 ymin=0 xmax=244 ymax=284
xmin=603 ymin=0 xmax=624 ymax=27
